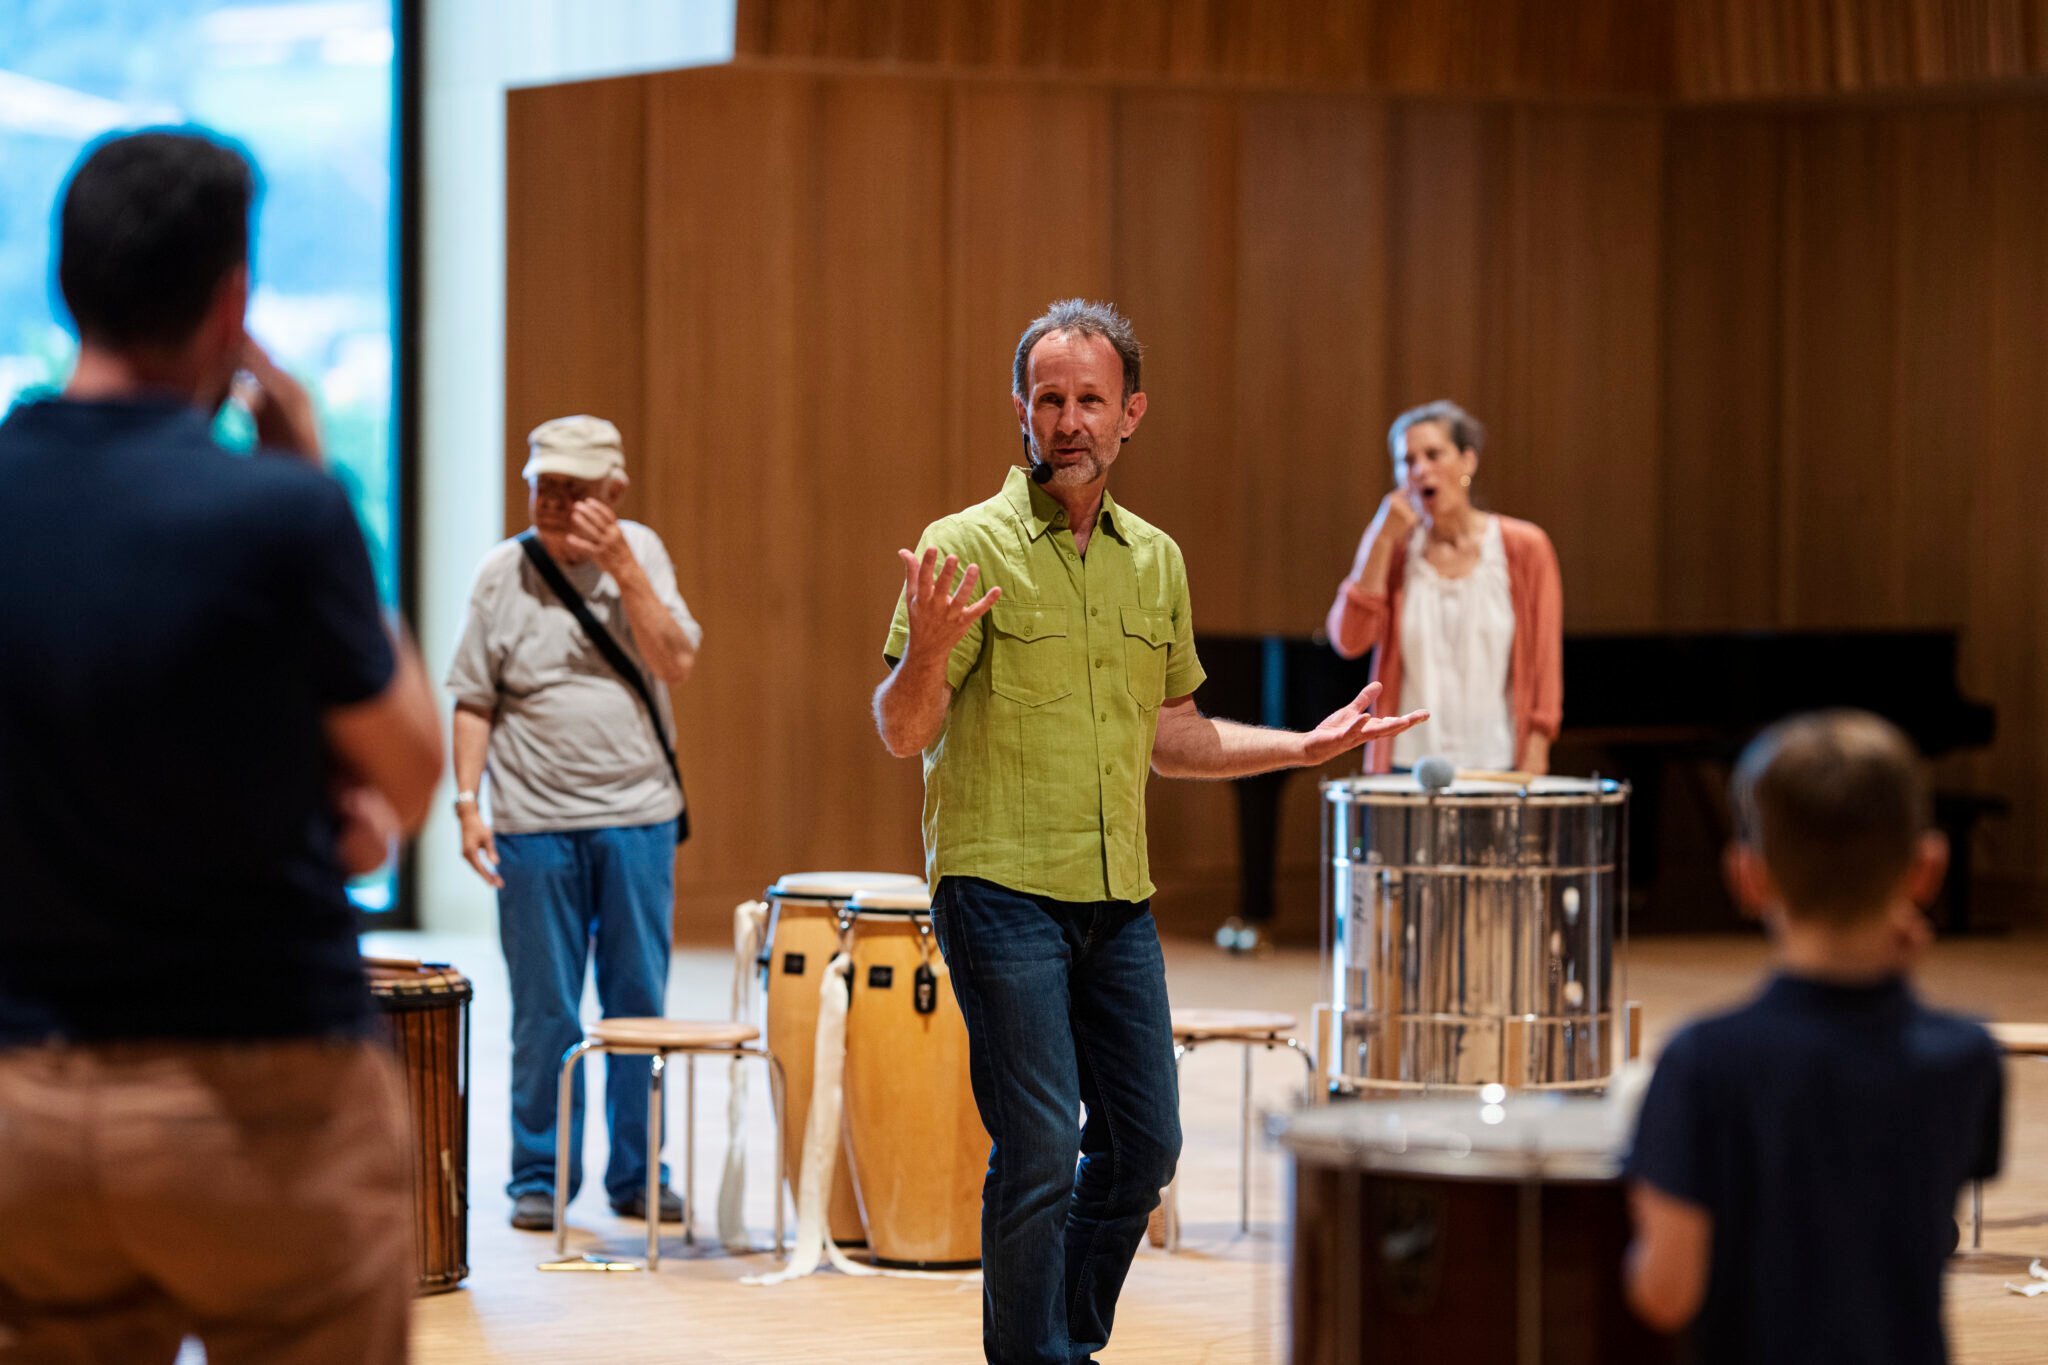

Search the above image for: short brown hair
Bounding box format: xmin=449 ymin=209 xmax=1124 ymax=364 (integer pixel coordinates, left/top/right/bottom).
xmin=1012 ymin=299 xmax=1143 ymax=403
xmin=1729 ymin=710 xmax=1930 ymax=924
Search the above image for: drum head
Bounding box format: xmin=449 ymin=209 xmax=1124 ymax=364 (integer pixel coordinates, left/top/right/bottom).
xmin=768 ymin=870 xmax=927 ymax=900
xmin=363 ymin=959 xmax=473 ymax=1001
xmin=1324 ymin=774 xmax=1626 ymax=806
xmin=847 ymin=888 xmax=932 ymax=914
xmin=1274 ymin=1093 xmax=1627 ymax=1180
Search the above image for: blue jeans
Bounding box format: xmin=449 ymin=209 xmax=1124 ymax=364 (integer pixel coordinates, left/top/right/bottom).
xmin=931 ymin=876 xmax=1181 ymax=1365
xmin=496 ymin=818 xmax=676 ymax=1205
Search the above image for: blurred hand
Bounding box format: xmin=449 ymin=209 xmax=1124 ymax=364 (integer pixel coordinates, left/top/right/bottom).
xmin=1376 ymin=490 xmax=1420 ymax=540
xmin=333 ymin=781 xmax=398 ymax=876
xmin=459 ymin=808 xmax=503 ymax=889
xmin=236 ymin=338 xmax=324 ymax=463
xmin=565 ymin=497 xmax=632 ymax=575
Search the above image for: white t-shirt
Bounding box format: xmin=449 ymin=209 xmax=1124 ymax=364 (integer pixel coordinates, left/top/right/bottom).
xmin=445 ymin=522 xmax=702 ymax=833
xmin=1392 ymin=515 xmax=1516 ymax=771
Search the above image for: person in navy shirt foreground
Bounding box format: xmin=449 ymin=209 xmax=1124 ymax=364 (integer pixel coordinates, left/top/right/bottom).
xmin=1624 ymin=709 xmax=2004 ymax=1365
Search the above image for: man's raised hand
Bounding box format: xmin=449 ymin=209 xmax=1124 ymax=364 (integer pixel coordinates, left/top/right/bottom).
xmin=1301 ymin=681 xmax=1429 ymax=766
xmin=898 ymin=547 xmax=1000 ymax=666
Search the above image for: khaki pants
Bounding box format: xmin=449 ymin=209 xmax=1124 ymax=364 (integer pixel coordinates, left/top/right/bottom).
xmin=0 ymin=1039 xmax=412 ymax=1365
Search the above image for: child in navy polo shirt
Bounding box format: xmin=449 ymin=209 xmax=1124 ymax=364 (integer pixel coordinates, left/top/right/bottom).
xmin=1624 ymin=709 xmax=2003 ymax=1365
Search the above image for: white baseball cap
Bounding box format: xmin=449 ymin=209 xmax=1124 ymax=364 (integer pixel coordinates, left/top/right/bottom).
xmin=522 ymin=414 xmax=625 ymax=482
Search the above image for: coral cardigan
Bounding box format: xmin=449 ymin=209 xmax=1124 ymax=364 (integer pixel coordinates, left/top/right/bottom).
xmin=1325 ymin=514 xmax=1564 ymax=774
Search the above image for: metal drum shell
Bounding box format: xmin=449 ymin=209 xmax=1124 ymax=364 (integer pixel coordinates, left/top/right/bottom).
xmin=1323 ymin=777 xmax=1628 ymax=1091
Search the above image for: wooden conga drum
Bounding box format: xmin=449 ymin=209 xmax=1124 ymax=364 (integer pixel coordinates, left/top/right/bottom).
xmin=762 ymin=871 xmax=924 ymax=1247
xmin=842 ymin=889 xmax=987 ymax=1269
xmin=363 ymin=958 xmax=471 ymax=1295
xmin=1276 ymin=1095 xmax=1682 ymax=1365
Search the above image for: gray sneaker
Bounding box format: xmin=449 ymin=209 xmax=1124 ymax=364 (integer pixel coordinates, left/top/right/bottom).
xmin=510 ymin=1191 xmax=555 ymax=1231
xmin=609 ymin=1187 xmax=684 ymax=1222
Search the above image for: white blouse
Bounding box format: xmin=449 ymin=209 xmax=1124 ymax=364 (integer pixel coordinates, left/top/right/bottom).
xmin=1391 ymin=515 xmax=1517 ymax=771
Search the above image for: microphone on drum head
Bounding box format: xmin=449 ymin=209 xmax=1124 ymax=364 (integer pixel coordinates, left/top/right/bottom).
xmin=1415 ymin=755 xmax=1457 ymax=792
xmin=1414 ymin=754 xmax=1538 ymax=791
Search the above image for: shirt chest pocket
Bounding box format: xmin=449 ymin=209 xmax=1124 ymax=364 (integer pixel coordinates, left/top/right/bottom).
xmin=1121 ymin=606 xmax=1174 ymax=711
xmin=989 ymin=602 xmax=1073 ymax=707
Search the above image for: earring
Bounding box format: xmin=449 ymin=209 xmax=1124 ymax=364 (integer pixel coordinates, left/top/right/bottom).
xmin=1120 ymin=436 xmax=1130 ymax=444
xmin=1460 ymin=473 xmax=1472 ymax=487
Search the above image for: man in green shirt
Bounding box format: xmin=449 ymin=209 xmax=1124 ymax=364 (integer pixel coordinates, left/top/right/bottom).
xmin=875 ymin=299 xmax=1427 ymax=1365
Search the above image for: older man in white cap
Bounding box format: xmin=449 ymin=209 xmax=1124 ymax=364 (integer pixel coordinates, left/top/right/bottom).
xmin=446 ymin=414 xmax=702 ymax=1231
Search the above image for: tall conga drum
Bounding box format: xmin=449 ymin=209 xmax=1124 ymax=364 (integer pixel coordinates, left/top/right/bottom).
xmin=1322 ymin=776 xmax=1630 ymax=1092
xmin=842 ymin=888 xmax=987 ymax=1269
xmin=762 ymin=871 xmax=924 ymax=1246
xmin=363 ymin=958 xmax=471 ymax=1295
xmin=1277 ymin=1094 xmax=1681 ymax=1365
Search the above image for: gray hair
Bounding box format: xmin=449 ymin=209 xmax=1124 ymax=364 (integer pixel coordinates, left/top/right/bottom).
xmin=1387 ymin=400 xmax=1485 ymax=463
xmin=1012 ymin=298 xmax=1143 ymax=401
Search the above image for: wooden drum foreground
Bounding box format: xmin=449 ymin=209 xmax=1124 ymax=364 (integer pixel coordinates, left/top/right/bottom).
xmin=762 ymin=871 xmax=925 ymax=1247
xmin=363 ymin=959 xmax=471 ymax=1295
xmin=843 ymin=890 xmax=988 ymax=1269
xmin=1276 ymin=1096 xmax=1680 ymax=1365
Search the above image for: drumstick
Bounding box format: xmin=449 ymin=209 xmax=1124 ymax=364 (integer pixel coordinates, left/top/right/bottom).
xmin=1458 ymin=767 xmax=1538 ymax=785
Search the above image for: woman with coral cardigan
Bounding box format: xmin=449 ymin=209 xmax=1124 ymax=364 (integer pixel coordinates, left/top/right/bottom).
xmin=1326 ymin=401 xmax=1563 ymax=775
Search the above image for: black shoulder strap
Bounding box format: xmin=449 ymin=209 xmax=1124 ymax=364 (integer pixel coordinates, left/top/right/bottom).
xmin=517 ymin=530 xmax=689 ymax=843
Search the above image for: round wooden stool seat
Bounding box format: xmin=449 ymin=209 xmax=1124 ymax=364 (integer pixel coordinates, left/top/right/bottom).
xmin=587 ymin=1017 xmax=761 ymax=1050
xmin=1170 ymin=1007 xmax=1298 ymax=1042
xmin=1989 ymin=1022 xmax=2048 ymax=1056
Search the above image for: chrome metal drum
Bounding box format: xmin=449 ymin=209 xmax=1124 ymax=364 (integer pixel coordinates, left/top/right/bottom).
xmin=1275 ymin=1094 xmax=1680 ymax=1365
xmin=1321 ymin=775 xmax=1629 ymax=1092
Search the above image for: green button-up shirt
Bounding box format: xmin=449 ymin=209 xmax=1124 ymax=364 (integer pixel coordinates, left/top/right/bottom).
xmin=884 ymin=467 xmax=1206 ymax=904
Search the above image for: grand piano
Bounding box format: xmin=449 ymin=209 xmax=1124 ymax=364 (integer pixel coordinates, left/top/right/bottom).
xmin=1194 ymin=630 xmax=1997 ymax=934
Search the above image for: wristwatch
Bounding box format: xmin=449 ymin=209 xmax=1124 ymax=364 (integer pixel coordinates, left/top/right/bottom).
xmin=453 ymin=790 xmax=479 ymax=815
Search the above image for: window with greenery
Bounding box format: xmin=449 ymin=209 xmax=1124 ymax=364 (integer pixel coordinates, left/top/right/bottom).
xmin=2 ymin=0 xmax=405 ymax=911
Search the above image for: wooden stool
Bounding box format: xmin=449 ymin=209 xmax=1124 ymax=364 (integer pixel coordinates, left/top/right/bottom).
xmin=540 ymin=1018 xmax=786 ymax=1272
xmin=1970 ymin=1022 xmax=2048 ymax=1249
xmin=1155 ymin=1008 xmax=1315 ymax=1252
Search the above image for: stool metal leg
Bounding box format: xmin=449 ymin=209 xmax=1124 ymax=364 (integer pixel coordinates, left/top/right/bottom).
xmin=553 ymin=1040 xmax=600 ymax=1259
xmin=1239 ymin=1043 xmax=1253 ymax=1234
xmin=684 ymin=1053 xmax=697 ymax=1246
xmin=762 ymin=1051 xmax=789 ymax=1259
xmin=1165 ymin=1041 xmax=1189 ymax=1252
xmin=646 ymin=1053 xmax=666 ymax=1270
xmin=1972 ymin=1179 xmax=1983 ymax=1249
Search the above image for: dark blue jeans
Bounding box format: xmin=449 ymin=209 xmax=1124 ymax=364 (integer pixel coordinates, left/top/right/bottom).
xmin=495 ymin=818 xmax=676 ymax=1206
xmin=932 ymin=876 xmax=1181 ymax=1365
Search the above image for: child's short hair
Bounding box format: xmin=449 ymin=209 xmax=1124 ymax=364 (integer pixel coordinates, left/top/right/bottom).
xmin=1729 ymin=709 xmax=1931 ymax=924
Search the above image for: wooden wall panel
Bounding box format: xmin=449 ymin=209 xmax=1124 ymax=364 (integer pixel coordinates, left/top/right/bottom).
xmin=1658 ymin=111 xmax=1784 ymax=628
xmin=797 ymin=79 xmax=952 ymax=876
xmin=507 ymin=66 xmax=2048 ymax=939
xmin=640 ymin=69 xmax=828 ymax=916
xmin=1972 ymin=107 xmax=2048 ymax=889
xmin=1227 ymin=94 xmax=1391 ymax=636
xmin=1498 ymin=110 xmax=1666 ymax=630
xmin=503 ymin=76 xmax=645 ymax=527
xmin=1675 ymin=0 xmax=2048 ymax=100
xmin=1777 ymin=114 xmax=1901 ymax=626
xmin=944 ymin=86 xmax=1116 ymax=514
xmin=738 ymin=0 xmax=1672 ymax=99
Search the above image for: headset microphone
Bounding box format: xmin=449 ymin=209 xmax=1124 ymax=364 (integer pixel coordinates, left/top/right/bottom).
xmin=1031 ymin=460 xmax=1055 ymax=486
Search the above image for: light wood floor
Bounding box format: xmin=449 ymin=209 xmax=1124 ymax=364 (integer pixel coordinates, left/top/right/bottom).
xmin=361 ymin=927 xmax=2048 ymax=1364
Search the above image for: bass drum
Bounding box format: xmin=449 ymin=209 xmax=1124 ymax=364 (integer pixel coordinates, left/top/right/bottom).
xmin=1276 ymin=1094 xmax=1681 ymax=1365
